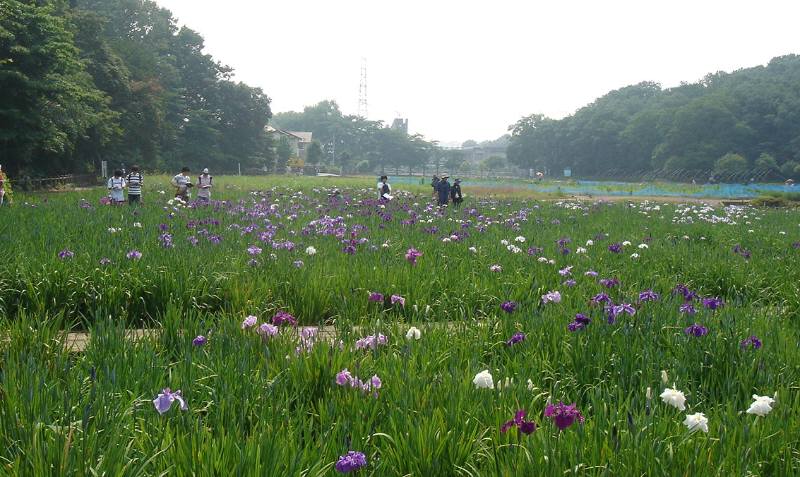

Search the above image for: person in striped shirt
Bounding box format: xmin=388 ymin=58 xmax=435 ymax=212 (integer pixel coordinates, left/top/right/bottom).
xmin=126 ymin=165 xmax=143 ymax=205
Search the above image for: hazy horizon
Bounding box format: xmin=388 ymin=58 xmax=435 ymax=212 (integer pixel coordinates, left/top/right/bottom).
xmin=155 ymin=0 xmax=799 ymax=146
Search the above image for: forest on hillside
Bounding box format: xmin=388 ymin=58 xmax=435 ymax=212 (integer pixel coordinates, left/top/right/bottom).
xmin=508 ymin=55 xmax=800 ymax=180
xmin=1 ymin=0 xmax=273 ymax=177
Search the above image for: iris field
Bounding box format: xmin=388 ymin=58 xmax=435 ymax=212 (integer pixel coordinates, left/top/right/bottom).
xmin=1 ymin=176 xmax=799 ymax=475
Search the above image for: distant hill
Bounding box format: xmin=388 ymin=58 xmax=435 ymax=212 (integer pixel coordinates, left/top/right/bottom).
xmin=508 ymin=55 xmax=800 ymax=180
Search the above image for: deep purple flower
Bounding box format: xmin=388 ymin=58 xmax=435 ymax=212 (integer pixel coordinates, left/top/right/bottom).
xmin=563 ymin=279 xmax=577 ymax=287
xmin=684 ymin=323 xmax=708 ymax=337
xmin=58 ymin=249 xmax=75 ymax=260
xmin=599 ymin=277 xmax=619 ymax=288
xmin=544 ymin=402 xmax=585 ymax=430
xmin=679 ymin=303 xmax=696 ymax=315
xmin=272 ymin=310 xmax=297 ymax=327
xmin=126 ymin=250 xmax=142 ymax=260
xmin=152 ymin=388 xmax=188 ymax=415
xmin=368 ymin=292 xmax=384 ymax=303
xmin=584 ymin=270 xmax=599 ymax=277
xmin=501 ymin=409 xmax=537 ymax=435
xmin=608 ymin=243 xmax=623 ymax=253
xmin=405 ymin=247 xmax=423 ymax=265
xmin=590 ymin=293 xmax=611 ymax=305
xmin=247 ymin=245 xmax=263 ymax=256
xmin=527 ymin=246 xmax=543 ymax=256
xmin=556 ymin=237 xmax=571 ymax=247
xmin=638 ymin=289 xmax=660 ymax=302
xmin=500 ymin=301 xmax=517 ymax=313
xmin=390 ymin=294 xmax=405 ymax=306
xmin=335 ymin=451 xmax=367 ymax=473
xmin=740 ymin=335 xmax=762 ymax=349
xmin=673 ymin=284 xmax=697 ymax=302
xmin=792 ymin=242 xmax=800 ymax=249
xmin=506 ymin=331 xmax=526 ymax=346
xmin=192 ymin=335 xmax=207 ymax=346
xmin=701 ymin=297 xmax=724 ymax=310
xmin=574 ymin=313 xmax=591 ymax=325
xmin=342 ymin=244 xmax=357 ymax=255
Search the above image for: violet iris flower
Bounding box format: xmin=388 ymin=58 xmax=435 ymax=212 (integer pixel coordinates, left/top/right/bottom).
xmin=740 ymin=335 xmax=762 ymax=349
xmin=544 ymin=402 xmax=585 ymax=430
xmin=272 ymin=311 xmax=297 ymax=326
xmin=638 ymin=289 xmax=660 ymax=302
xmin=501 ymin=409 xmax=537 ymax=435
xmin=335 ymin=451 xmax=367 ymax=473
xmin=506 ymin=332 xmax=525 ymax=346
xmin=500 ymin=301 xmax=517 ymax=313
xmin=405 ymin=247 xmax=423 ymax=265
xmin=153 ymin=388 xmax=188 ymax=415
xmin=192 ymin=335 xmax=207 ymax=346
xmin=684 ymin=323 xmax=708 ymax=337
xmin=368 ymin=292 xmax=384 ymax=303
xmin=701 ymin=297 xmax=724 ymax=310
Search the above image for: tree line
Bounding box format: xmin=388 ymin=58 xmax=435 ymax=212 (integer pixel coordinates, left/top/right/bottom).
xmin=1 ymin=0 xmax=273 ymax=177
xmin=508 ymin=55 xmax=800 ymax=180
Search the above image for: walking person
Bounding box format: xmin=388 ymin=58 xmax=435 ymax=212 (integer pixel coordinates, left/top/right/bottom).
xmin=171 ymin=167 xmax=193 ymax=201
xmin=450 ymin=178 xmax=463 ymax=206
xmin=431 ymin=175 xmax=440 ymax=200
xmin=437 ymin=175 xmax=451 ymax=206
xmin=126 ymin=165 xmax=143 ymax=205
xmin=197 ymin=168 xmax=213 ymax=203
xmin=107 ymin=170 xmax=127 ymax=205
xmin=0 ymin=164 xmax=6 ymax=207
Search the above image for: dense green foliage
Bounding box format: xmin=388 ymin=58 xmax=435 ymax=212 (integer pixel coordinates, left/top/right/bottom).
xmin=0 ymin=0 xmax=273 ymax=177
xmin=508 ymin=55 xmax=800 ymax=179
xmin=1 ymin=177 xmax=799 ymax=475
xmin=273 ymin=100 xmax=437 ymax=173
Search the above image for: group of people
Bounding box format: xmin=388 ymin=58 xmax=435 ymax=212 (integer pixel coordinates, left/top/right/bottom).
xmin=431 ymin=175 xmax=463 ymax=206
xmin=105 ymin=166 xmax=214 ymax=205
xmin=376 ymin=174 xmax=464 ymax=207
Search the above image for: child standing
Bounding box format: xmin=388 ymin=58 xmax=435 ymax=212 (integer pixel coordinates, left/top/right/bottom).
xmin=197 ymin=168 xmax=213 ymax=202
xmin=126 ymin=165 xmax=143 ymax=205
xmin=107 ymin=170 xmax=126 ymax=204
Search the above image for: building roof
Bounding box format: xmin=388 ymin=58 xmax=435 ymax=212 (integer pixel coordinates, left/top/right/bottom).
xmin=265 ymin=125 xmax=304 ymax=140
xmin=288 ymin=131 xmax=313 ymax=143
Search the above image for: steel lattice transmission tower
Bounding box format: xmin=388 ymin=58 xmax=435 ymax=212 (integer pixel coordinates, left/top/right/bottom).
xmin=358 ymin=58 xmax=368 ymax=118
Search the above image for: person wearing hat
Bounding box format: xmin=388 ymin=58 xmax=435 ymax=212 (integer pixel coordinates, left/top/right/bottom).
xmin=450 ymin=178 xmax=463 ymax=206
xmin=197 ymin=168 xmax=213 ymax=202
xmin=437 ymin=174 xmax=451 ymax=206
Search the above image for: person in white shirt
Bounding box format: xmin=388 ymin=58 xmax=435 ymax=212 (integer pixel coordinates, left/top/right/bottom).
xmin=197 ymin=168 xmax=213 ymax=202
xmin=107 ymin=170 xmax=126 ymax=204
xmin=377 ymin=175 xmax=392 ymax=200
xmin=171 ymin=167 xmax=192 ymax=201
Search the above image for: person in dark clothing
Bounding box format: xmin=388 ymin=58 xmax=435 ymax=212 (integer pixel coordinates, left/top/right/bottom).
xmin=450 ymin=178 xmax=463 ymax=206
xmin=431 ymin=175 xmax=440 ymax=199
xmin=437 ymin=175 xmax=451 ymax=206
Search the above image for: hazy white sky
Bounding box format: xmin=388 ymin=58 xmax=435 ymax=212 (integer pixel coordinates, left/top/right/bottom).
xmin=156 ymin=0 xmax=799 ymax=145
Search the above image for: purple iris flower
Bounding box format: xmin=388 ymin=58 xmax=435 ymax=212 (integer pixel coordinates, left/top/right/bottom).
xmin=679 ymin=303 xmax=696 ymax=315
xmin=527 ymin=246 xmax=543 ymax=256
xmin=638 ymin=289 xmax=660 ymax=302
xmin=608 ymin=243 xmax=623 ymax=253
xmin=272 ymin=311 xmax=297 ymax=326
xmin=152 ymin=388 xmax=188 ymax=415
xmin=99 ymin=258 xmax=111 ymax=266
xmin=192 ymin=335 xmax=207 ymax=346
xmin=501 ymin=409 xmax=537 ymax=435
xmin=506 ymin=332 xmax=526 ymax=346
xmin=584 ymin=270 xmax=599 ymax=277
xmin=335 ymin=451 xmax=368 ymax=473
xmin=258 ymin=323 xmax=279 ymax=337
xmin=500 ymin=301 xmax=517 ymax=313
xmin=563 ymin=279 xmax=577 ymax=287
xmin=701 ymin=297 xmax=724 ymax=310
xmin=368 ymin=292 xmax=384 ymax=303
xmin=684 ymin=323 xmax=708 ymax=337
xmin=126 ymin=250 xmax=142 ymax=260
xmin=58 ymin=249 xmax=75 ymax=260
xmin=590 ymin=293 xmax=611 ymax=305
xmin=405 ymin=247 xmax=423 ymax=265
xmin=740 ymin=335 xmax=762 ymax=349
xmin=599 ymin=277 xmax=619 ymax=288
xmin=544 ymin=402 xmax=585 ymax=430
